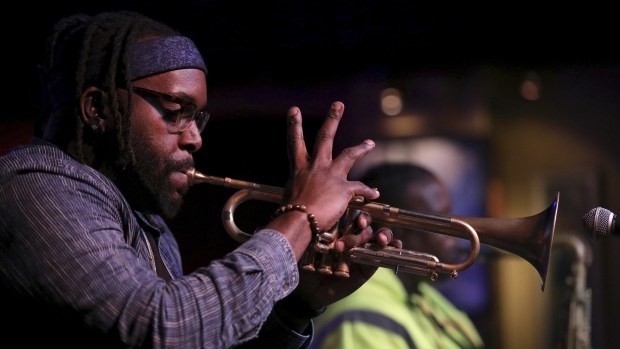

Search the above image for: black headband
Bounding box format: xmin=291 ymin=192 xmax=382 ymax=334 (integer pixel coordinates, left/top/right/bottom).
xmin=127 ymin=36 xmax=207 ymax=81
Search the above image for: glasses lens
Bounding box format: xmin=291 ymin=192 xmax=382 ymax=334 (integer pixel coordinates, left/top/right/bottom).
xmin=195 ymin=112 xmax=210 ymax=132
xmin=175 ymin=109 xmax=210 ymax=133
xmin=175 ymin=105 xmax=197 ymax=132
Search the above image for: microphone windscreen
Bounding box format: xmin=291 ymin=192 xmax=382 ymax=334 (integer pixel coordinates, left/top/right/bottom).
xmin=582 ymin=207 xmax=613 ymax=239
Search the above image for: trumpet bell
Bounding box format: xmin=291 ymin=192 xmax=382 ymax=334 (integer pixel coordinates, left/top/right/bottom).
xmin=460 ymin=193 xmax=559 ymax=292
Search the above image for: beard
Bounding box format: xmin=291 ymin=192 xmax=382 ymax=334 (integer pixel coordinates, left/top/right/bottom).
xmin=117 ymin=144 xmax=194 ymax=219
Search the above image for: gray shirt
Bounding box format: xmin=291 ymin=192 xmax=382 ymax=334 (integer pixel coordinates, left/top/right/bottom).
xmin=0 ymin=139 xmax=311 ymax=348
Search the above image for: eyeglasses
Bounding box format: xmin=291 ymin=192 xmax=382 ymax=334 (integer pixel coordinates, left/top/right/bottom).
xmin=132 ymin=87 xmax=210 ymax=133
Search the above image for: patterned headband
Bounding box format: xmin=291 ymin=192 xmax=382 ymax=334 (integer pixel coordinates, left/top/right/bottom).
xmin=127 ymin=36 xmax=207 ymax=81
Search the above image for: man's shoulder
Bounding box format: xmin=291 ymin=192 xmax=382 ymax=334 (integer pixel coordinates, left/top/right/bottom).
xmin=1 ymin=140 xmax=73 ymax=171
xmin=0 ymin=140 xmax=115 ymax=194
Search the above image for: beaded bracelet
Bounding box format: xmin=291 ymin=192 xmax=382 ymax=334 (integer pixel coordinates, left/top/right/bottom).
xmin=272 ymin=204 xmax=321 ymax=243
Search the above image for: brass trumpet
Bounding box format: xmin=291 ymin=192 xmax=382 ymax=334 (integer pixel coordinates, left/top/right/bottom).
xmin=187 ymin=168 xmax=559 ymax=291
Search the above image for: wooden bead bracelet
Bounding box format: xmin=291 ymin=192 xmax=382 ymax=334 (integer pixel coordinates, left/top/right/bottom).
xmin=272 ymin=204 xmax=321 ymax=243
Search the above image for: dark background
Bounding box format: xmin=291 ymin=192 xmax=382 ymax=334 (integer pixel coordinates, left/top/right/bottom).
xmin=4 ymin=1 xmax=619 ymax=123
xmin=2 ymin=2 xmax=619 ymax=348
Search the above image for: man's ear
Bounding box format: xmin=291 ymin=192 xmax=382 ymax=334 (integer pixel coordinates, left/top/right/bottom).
xmin=80 ymin=87 xmax=109 ymax=133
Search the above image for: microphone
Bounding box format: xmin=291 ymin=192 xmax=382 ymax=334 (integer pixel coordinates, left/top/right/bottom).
xmin=582 ymin=207 xmax=618 ymax=238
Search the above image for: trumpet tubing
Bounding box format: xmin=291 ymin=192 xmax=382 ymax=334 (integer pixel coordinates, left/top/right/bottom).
xmin=187 ymin=168 xmax=559 ymax=291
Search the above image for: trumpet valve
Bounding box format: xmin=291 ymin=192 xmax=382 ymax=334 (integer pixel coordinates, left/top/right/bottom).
xmin=333 ymin=252 xmax=351 ymax=278
xmin=300 ymin=249 xmax=317 ymax=272
xmin=312 ymin=231 xmax=336 ymax=254
xmin=316 ymin=254 xmax=334 ymax=275
xmin=301 ymin=249 xmax=333 ymax=275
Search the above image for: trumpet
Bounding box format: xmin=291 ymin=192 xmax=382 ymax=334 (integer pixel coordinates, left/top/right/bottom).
xmin=187 ymin=168 xmax=559 ymax=291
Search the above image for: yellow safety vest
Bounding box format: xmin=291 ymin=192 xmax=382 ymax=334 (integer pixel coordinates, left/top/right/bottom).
xmin=312 ymin=268 xmax=484 ymax=349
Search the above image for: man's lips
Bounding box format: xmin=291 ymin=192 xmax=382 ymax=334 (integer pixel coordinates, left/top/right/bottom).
xmin=170 ymin=171 xmax=189 ymax=192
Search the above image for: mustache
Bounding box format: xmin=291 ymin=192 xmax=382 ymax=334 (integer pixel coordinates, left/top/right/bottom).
xmin=166 ymin=157 xmax=195 ymax=175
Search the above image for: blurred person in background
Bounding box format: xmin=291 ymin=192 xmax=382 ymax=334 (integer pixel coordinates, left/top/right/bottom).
xmin=311 ymin=162 xmax=484 ymax=349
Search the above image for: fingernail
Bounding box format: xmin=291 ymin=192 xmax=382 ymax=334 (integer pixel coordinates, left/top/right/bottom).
xmin=332 ymin=101 xmax=344 ymax=110
xmin=363 ymin=139 xmax=375 ymax=147
xmin=329 ymin=102 xmax=344 ymax=119
xmin=288 ymin=106 xmax=300 ymax=117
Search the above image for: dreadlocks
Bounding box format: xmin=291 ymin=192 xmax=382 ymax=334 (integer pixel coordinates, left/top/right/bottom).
xmin=36 ymin=11 xmax=179 ymax=169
